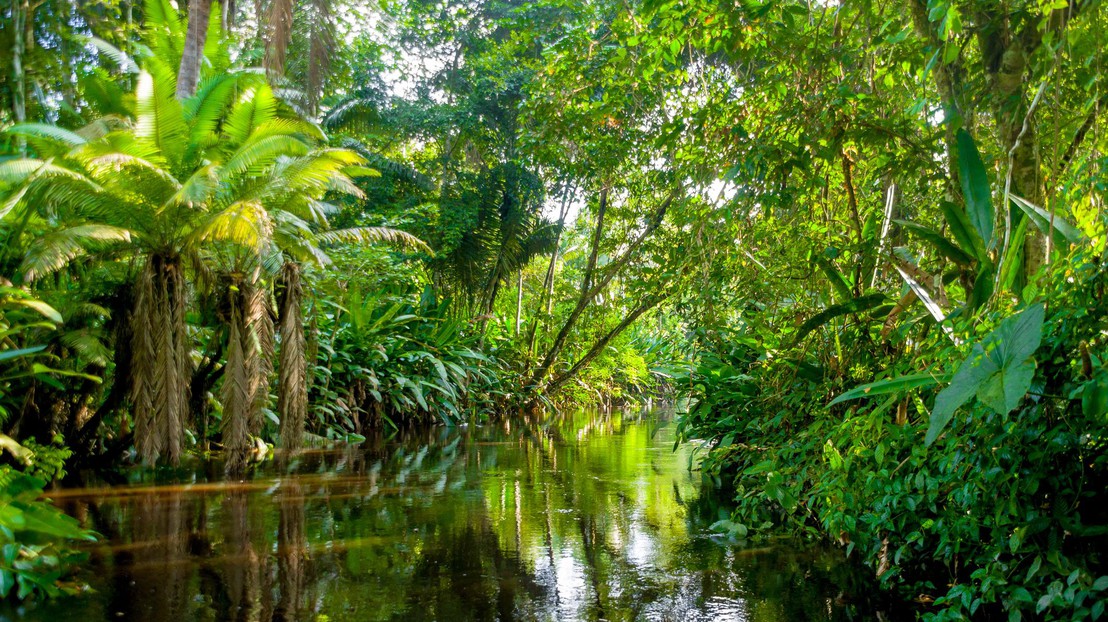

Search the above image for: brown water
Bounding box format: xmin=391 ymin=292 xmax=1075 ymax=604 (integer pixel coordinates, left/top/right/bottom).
xmin=3 ymin=410 xmax=885 ymax=621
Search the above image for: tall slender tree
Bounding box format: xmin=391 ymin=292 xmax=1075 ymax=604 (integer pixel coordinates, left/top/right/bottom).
xmin=176 ymin=0 xmax=213 ymax=98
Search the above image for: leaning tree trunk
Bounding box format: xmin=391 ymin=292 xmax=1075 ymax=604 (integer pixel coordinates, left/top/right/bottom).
xmin=277 ymin=261 xmax=307 ymax=450
xmin=132 ymin=254 xmax=190 ymax=465
xmin=176 ymin=0 xmax=213 ymax=99
xmin=222 ymin=271 xmax=271 ymax=473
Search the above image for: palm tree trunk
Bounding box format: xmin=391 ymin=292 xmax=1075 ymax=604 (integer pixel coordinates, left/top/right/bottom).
xmin=276 ymin=479 xmax=306 ymax=619
xmin=263 ymin=0 xmax=293 ymax=80
xmin=176 ymin=0 xmax=212 ymax=99
xmin=222 ymin=272 xmax=269 ymax=473
xmin=305 ymin=0 xmax=334 ymax=115
xmin=132 ymin=254 xmax=190 ymax=465
xmin=277 ymin=261 xmax=308 ymax=450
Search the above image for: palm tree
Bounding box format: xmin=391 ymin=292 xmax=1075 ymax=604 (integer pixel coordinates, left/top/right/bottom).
xmin=0 ymin=67 xmax=368 ymax=464
xmin=268 ymin=200 xmax=428 ymax=451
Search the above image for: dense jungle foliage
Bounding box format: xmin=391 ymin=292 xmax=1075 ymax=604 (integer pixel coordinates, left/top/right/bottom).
xmin=0 ymin=0 xmax=1106 ymax=618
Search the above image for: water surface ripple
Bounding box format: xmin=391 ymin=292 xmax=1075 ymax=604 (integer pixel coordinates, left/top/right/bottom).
xmin=4 ymin=410 xmax=883 ymax=621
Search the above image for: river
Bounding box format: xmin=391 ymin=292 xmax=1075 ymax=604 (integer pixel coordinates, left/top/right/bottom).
xmin=3 ymin=410 xmax=887 ymax=621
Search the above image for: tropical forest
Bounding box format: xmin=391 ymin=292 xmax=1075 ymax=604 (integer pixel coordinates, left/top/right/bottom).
xmin=0 ymin=0 xmax=1105 ymax=619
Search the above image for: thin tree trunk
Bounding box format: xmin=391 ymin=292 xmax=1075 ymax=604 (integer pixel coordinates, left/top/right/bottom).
xmin=11 ymin=0 xmax=28 ymax=139
xmin=545 ymin=294 xmax=669 ymax=395
xmin=527 ymin=185 xmax=574 ymax=357
xmin=176 ymin=0 xmax=213 ymax=99
xmin=514 ymin=270 xmax=523 ymax=337
xmin=528 ymin=189 xmax=608 ymax=388
xmin=529 ymin=188 xmax=676 ymax=390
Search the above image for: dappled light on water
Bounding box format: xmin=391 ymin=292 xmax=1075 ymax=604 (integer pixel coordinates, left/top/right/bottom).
xmin=5 ymin=410 xmax=884 ymax=621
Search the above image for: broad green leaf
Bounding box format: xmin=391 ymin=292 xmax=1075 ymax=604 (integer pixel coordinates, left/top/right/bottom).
xmin=1009 ymin=194 xmax=1085 ymax=246
xmin=926 ymin=304 xmax=1045 ymax=445
xmin=926 ymin=343 xmax=988 ymax=445
xmin=0 ymin=346 xmax=47 ymax=363
xmin=968 ymin=260 xmax=996 ymax=312
xmin=1082 ymin=372 xmax=1108 ymax=420
xmin=830 ymin=372 xmax=947 ymax=405
xmin=999 ymin=215 xmax=1030 ymax=292
xmin=956 ymin=128 xmax=995 ymax=248
xmin=893 ymin=265 xmax=954 ymax=340
xmin=941 ymin=200 xmax=987 ymax=264
xmin=814 ymin=254 xmax=854 ymax=302
xmin=895 ymin=219 xmax=975 ymax=266
xmin=794 ymin=293 xmax=886 ymax=343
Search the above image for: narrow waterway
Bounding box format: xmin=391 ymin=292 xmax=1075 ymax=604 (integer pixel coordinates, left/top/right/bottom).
xmin=5 ymin=410 xmax=885 ymax=621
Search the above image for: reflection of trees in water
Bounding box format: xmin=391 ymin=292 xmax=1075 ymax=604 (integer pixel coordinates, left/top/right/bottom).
xmin=394 ymin=518 xmax=547 ymax=622
xmin=107 ymin=493 xmax=193 ymax=619
xmin=222 ymin=488 xmax=265 ymax=621
xmin=275 ymin=479 xmax=308 ymax=621
xmin=42 ymin=410 xmax=888 ymax=622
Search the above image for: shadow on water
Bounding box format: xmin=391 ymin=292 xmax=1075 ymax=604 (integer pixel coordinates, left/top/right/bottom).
xmin=1 ymin=409 xmax=897 ymax=621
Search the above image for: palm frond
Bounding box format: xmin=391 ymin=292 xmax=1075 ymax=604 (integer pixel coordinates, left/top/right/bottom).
xmin=322 ymin=97 xmax=382 ymax=133
xmin=134 ymin=71 xmax=187 ymax=168
xmin=59 ymin=329 xmax=112 ymax=367
xmin=0 ymin=159 xmax=96 ymax=221
xmin=250 ymin=118 xmax=328 ymax=144
xmin=76 ymin=115 xmax=132 ymax=142
xmin=263 ymin=0 xmax=294 ymax=79
xmin=221 ymin=134 xmax=311 ymax=179
xmin=339 ymin=139 xmax=434 ymax=190
xmin=192 ymin=200 xmax=274 ymax=250
xmin=202 ymin=2 xmax=231 ymax=73
xmin=317 ymin=227 xmax=431 ymax=254
xmin=5 ymin=124 xmax=86 ymax=155
xmin=21 ymin=225 xmax=133 ymax=281
xmin=84 ymin=153 xmax=182 ymax=197
xmin=86 ymin=36 xmax=140 ymax=74
xmin=223 ymin=85 xmax=279 ymax=146
xmin=277 ymin=261 xmax=308 ymax=449
xmin=173 ymin=163 xmax=220 ymax=206
xmin=0 ymin=158 xmax=83 ymax=185
xmin=184 ymin=73 xmax=258 ymax=157
xmin=142 ymin=0 xmax=185 ymax=67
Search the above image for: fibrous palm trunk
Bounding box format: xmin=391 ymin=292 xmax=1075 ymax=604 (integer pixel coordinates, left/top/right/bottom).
xmin=132 ymin=254 xmax=190 ymax=465
xmin=276 ymin=479 xmax=306 ymax=618
xmin=277 ymin=261 xmax=307 ymax=450
xmin=263 ymin=0 xmax=293 ymax=80
xmin=176 ymin=0 xmax=213 ymax=99
xmin=222 ymin=272 xmax=271 ymax=473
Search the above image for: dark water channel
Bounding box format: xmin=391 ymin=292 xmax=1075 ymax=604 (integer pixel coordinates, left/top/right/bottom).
xmin=5 ymin=410 xmax=887 ymax=621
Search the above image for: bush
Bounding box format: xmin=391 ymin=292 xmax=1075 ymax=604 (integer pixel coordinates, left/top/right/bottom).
xmin=680 ymin=252 xmax=1108 ymax=620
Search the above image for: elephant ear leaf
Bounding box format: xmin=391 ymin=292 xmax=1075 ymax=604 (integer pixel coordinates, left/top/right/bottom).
xmin=956 ymin=128 xmax=995 ymax=250
xmin=925 ymin=304 xmax=1045 ymax=445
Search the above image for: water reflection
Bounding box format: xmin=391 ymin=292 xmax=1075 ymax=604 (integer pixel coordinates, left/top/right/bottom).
xmin=4 ymin=411 xmax=887 ymax=621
